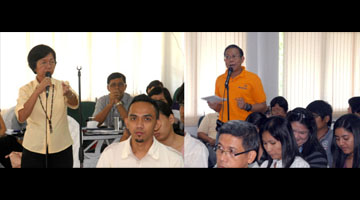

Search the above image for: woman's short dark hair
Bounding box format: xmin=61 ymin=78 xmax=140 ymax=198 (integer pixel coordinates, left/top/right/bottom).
xmin=260 ymin=116 xmax=299 ymax=168
xmin=148 ymin=87 xmax=173 ymax=108
xmin=246 ymin=112 xmax=267 ymax=131
xmin=331 ymin=114 xmax=360 ymax=168
xmin=218 ymin=120 xmax=259 ymax=152
xmin=270 ymin=96 xmax=288 ymax=112
xmin=107 ymin=72 xmax=126 ymax=84
xmin=154 ymin=99 xmax=173 ymax=117
xmin=27 ymin=44 xmax=56 ymax=74
xmin=306 ymin=100 xmax=333 ymax=127
xmin=224 ymin=44 xmax=244 ymax=57
xmin=146 ymin=80 xmax=163 ymax=94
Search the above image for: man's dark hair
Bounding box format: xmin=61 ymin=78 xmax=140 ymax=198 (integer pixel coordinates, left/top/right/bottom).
xmin=349 ymin=96 xmax=360 ymax=114
xmin=107 ymin=72 xmax=126 ymax=84
xmin=27 ymin=44 xmax=56 ymax=74
xmin=175 ymin=83 xmax=184 ymax=104
xmin=224 ymin=44 xmax=244 ymax=58
xmin=306 ymin=100 xmax=333 ymax=127
xmin=129 ymin=94 xmax=159 ymax=119
xmin=218 ymin=120 xmax=259 ymax=152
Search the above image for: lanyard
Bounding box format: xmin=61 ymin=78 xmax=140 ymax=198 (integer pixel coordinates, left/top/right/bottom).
xmin=38 ymin=85 xmax=55 ymax=134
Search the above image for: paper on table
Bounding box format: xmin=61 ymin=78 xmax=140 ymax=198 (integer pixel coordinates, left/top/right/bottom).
xmin=201 ymin=95 xmax=226 ymax=103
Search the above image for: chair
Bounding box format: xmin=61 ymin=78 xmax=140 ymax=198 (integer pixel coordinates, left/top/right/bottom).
xmin=197 ymin=115 xmax=205 ymax=127
xmin=67 ymin=115 xmax=80 ymax=168
xmin=67 ymin=101 xmax=96 ymax=127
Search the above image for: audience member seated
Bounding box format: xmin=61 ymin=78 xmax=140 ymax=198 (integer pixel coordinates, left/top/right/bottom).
xmin=176 ymin=83 xmax=208 ymax=167
xmin=154 ymin=100 xmax=184 ymax=154
xmin=287 ymin=108 xmax=328 ymax=168
xmin=146 ymin=80 xmax=163 ymax=95
xmin=0 ymin=110 xmax=23 ymax=168
xmin=2 ymin=106 xmax=27 ymax=132
xmin=259 ymin=116 xmax=310 ymax=168
xmin=96 ymin=94 xmax=183 ymax=168
xmin=148 ymin=86 xmax=173 ymax=108
xmin=348 ymin=96 xmax=360 ymax=117
xmin=331 ymin=114 xmax=360 ymax=168
xmin=198 ymin=113 xmax=218 ymax=147
xmin=270 ymin=96 xmax=288 ymax=118
xmin=149 ymin=86 xmax=183 ymax=135
xmin=92 ymin=72 xmax=133 ymax=128
xmin=172 ymin=83 xmax=184 ymax=110
xmin=306 ymin=100 xmax=333 ymax=166
xmin=215 ymin=120 xmax=259 ymax=168
xmin=197 ymin=112 xmax=219 ymax=168
xmin=246 ymin=112 xmax=267 ymax=165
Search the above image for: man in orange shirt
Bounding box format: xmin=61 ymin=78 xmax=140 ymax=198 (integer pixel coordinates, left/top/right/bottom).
xmin=208 ymin=44 xmax=267 ymax=122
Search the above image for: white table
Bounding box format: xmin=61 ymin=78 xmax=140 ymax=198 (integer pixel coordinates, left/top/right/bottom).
xmin=82 ymin=129 xmax=123 ymax=161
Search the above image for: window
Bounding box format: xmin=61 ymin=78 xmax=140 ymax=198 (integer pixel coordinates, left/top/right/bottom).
xmin=280 ymin=32 xmax=360 ymax=117
xmin=0 ymin=32 xmax=185 ymax=110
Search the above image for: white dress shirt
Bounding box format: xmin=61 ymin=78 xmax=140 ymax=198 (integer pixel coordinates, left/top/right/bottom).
xmin=184 ymin=132 xmax=209 ymax=168
xmin=260 ymin=156 xmax=310 ymax=168
xmin=96 ymin=136 xmax=184 ymax=168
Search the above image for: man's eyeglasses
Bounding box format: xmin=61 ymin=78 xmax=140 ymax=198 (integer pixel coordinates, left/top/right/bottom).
xmin=109 ymin=82 xmax=126 ymax=88
xmin=224 ymin=55 xmax=241 ymax=60
xmin=214 ymin=144 xmax=254 ymax=158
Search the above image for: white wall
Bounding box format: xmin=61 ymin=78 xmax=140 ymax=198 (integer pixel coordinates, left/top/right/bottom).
xmin=246 ymin=32 xmax=279 ymax=105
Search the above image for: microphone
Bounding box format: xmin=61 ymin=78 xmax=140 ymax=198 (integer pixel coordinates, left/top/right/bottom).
xmin=45 ymin=72 xmax=51 ymax=98
xmin=224 ymin=67 xmax=233 ymax=88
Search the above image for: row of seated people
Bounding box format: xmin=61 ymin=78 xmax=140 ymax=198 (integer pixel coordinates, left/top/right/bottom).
xmin=197 ymin=96 xmax=360 ymax=168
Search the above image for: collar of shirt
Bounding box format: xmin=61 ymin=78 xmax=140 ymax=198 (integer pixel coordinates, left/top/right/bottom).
xmin=32 ymin=78 xmax=56 ymax=95
xmin=225 ymin=66 xmax=247 ymax=80
xmin=121 ymin=136 xmax=160 ymax=160
xmin=272 ymin=159 xmax=283 ymax=168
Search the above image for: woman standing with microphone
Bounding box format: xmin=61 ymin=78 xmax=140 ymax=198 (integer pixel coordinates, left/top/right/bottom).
xmin=15 ymin=44 xmax=79 ymax=168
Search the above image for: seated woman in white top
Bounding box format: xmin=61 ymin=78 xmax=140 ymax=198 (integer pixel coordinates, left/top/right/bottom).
xmin=153 ymin=100 xmax=184 ymax=154
xmin=259 ymin=116 xmax=310 ymax=168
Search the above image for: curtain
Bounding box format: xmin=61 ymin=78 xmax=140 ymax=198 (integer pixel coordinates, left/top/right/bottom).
xmin=185 ymin=32 xmax=247 ymax=126
xmin=0 ymin=32 xmax=184 ymax=109
xmin=282 ymin=32 xmax=360 ymax=117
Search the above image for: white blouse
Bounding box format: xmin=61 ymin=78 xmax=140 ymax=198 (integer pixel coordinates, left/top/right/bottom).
xmin=260 ymin=156 xmax=310 ymax=168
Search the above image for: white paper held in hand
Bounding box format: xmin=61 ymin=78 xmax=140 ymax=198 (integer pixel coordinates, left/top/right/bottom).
xmin=201 ymin=95 xmax=227 ymax=103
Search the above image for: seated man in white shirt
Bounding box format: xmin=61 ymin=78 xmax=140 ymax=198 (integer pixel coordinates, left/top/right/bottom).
xmin=96 ymin=94 xmax=184 ymax=168
xmin=215 ymin=120 xmax=259 ymax=168
xmin=175 ymin=83 xmax=208 ymax=167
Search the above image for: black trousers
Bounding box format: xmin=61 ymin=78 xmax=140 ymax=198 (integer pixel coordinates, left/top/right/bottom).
xmin=21 ymin=145 xmax=73 ymax=168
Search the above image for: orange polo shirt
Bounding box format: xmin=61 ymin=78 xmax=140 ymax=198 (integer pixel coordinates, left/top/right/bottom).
xmin=215 ymin=66 xmax=266 ymax=122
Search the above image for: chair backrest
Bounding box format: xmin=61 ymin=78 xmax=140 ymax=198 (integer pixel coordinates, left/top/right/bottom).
xmin=67 ymin=101 xmax=96 ymax=127
xmin=67 ymin=115 xmax=80 ymax=168
xmin=198 ymin=115 xmax=205 ymax=127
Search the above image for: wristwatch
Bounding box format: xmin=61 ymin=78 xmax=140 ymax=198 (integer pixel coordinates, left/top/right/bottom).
xmin=244 ymin=103 xmax=252 ymax=112
xmin=115 ymin=101 xmax=123 ymax=107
